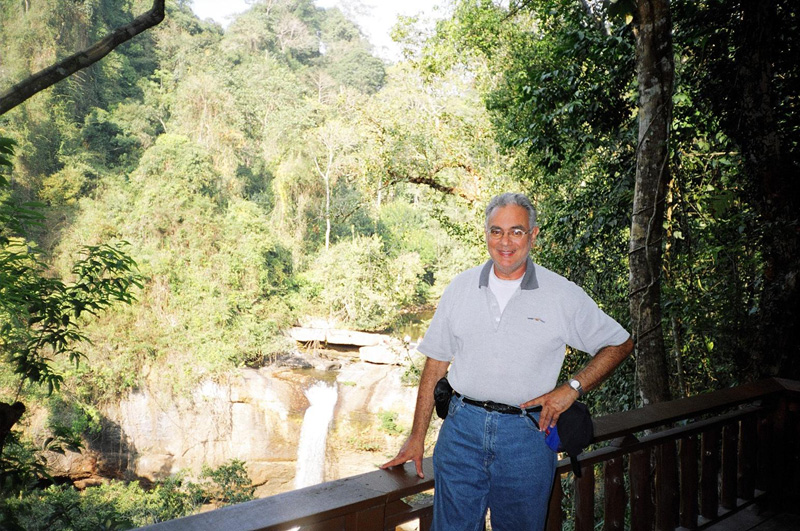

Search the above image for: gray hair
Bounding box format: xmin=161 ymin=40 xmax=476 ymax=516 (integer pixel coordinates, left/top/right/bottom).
xmin=485 ymin=193 xmax=537 ymax=229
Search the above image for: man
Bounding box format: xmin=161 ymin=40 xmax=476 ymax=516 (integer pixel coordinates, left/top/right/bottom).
xmin=380 ymin=192 xmax=633 ymax=530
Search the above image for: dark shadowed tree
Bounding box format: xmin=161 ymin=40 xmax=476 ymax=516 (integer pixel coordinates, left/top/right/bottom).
xmin=627 ymin=0 xmax=674 ymax=404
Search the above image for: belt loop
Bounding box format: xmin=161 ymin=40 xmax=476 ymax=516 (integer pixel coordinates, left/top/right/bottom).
xmin=525 ymin=409 xmax=541 ymax=430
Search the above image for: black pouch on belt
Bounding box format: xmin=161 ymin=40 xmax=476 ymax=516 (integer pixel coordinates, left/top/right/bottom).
xmin=433 ymin=377 xmax=453 ymax=419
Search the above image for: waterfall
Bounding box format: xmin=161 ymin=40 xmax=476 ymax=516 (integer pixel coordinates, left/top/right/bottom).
xmin=294 ymin=381 xmax=338 ymax=489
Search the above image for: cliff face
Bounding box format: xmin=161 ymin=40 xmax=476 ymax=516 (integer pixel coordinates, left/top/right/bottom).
xmin=38 ymin=356 xmax=419 ymax=497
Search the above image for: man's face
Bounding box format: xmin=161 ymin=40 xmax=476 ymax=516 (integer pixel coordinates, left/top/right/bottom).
xmin=485 ymin=204 xmax=539 ymax=280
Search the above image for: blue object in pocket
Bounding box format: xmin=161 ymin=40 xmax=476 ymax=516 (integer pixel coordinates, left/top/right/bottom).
xmin=544 ymin=425 xmax=561 ymax=452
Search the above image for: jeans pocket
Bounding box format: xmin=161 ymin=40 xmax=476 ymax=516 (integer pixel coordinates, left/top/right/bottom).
xmin=447 ymin=395 xmax=463 ymax=419
xmin=523 ymin=412 xmax=542 ymax=432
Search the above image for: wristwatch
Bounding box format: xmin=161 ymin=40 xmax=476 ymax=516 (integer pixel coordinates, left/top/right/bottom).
xmin=568 ymin=378 xmax=584 ymax=398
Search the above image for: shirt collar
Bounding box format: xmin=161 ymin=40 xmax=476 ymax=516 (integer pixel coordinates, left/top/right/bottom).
xmin=479 ymin=257 xmax=539 ymax=290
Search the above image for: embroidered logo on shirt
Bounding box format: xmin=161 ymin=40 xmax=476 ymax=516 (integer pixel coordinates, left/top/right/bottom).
xmin=527 ymin=317 xmax=546 ymax=323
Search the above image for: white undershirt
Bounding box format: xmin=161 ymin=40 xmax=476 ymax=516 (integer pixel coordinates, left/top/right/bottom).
xmin=488 ymin=267 xmax=523 ymax=313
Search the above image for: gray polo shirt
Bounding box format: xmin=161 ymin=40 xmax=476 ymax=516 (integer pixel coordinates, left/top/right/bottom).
xmin=418 ymin=257 xmax=630 ymax=406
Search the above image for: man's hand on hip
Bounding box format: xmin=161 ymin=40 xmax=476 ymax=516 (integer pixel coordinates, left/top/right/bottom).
xmin=521 ymin=338 xmax=634 ymax=430
xmin=519 ymin=384 xmax=578 ymax=430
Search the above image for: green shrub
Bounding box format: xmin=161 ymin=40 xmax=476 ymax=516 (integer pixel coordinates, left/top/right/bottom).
xmin=302 ymin=235 xmax=425 ymax=330
xmin=378 ymin=411 xmax=405 ymax=436
xmin=198 ymin=459 xmax=254 ymax=507
xmin=0 ymin=460 xmax=253 ymax=530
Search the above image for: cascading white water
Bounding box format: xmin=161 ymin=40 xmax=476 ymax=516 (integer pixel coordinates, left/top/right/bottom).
xmin=294 ymin=381 xmax=338 ymax=489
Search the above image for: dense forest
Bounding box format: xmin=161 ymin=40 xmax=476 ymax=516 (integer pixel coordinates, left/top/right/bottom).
xmin=1 ymin=0 xmax=798 ymax=528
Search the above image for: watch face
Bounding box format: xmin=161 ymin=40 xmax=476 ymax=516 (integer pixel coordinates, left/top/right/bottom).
xmin=570 ymin=380 xmax=579 ymax=390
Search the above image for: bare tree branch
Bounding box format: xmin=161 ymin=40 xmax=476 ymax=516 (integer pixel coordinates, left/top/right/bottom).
xmin=386 ymin=163 xmax=478 ymax=203
xmin=0 ymin=0 xmax=165 ymax=116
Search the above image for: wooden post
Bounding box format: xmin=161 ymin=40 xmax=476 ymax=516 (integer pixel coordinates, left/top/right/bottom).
xmin=546 ymin=472 xmax=564 ymax=531
xmin=772 ymin=397 xmax=789 ymax=511
xmin=419 ymin=512 xmax=433 ymax=531
xmin=655 ymin=440 xmax=678 ymax=530
xmin=630 ymin=448 xmax=653 ymax=530
xmin=346 ymin=504 xmax=385 ymax=530
xmin=603 ymin=457 xmax=626 ymax=531
xmin=738 ymin=416 xmax=757 ymax=500
xmin=721 ymin=423 xmax=739 ymax=510
xmin=756 ymin=413 xmax=772 ymax=493
xmin=679 ymin=435 xmax=699 ymax=529
xmin=789 ymin=402 xmax=800 ymax=509
xmin=700 ymin=428 xmax=720 ymax=520
xmin=575 ymin=465 xmax=595 ymax=531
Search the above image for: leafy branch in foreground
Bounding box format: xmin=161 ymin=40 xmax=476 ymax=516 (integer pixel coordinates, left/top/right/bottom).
xmin=2 ymin=241 xmax=143 ymax=394
xmin=1 ymin=135 xmax=143 ymax=467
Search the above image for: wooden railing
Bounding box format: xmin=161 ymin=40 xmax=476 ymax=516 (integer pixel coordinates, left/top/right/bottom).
xmin=140 ymin=378 xmax=800 ymax=531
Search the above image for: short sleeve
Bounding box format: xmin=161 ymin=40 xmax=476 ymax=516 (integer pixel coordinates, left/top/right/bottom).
xmin=417 ymin=283 xmax=457 ymax=362
xmin=566 ymin=288 xmax=630 ymax=355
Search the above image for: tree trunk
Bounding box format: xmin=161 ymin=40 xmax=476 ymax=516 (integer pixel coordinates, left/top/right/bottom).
xmin=325 ymin=172 xmax=331 ymax=251
xmin=731 ymin=1 xmax=800 ymax=379
xmin=0 ymin=0 xmax=165 ymax=116
xmin=629 ymin=0 xmax=674 ymax=405
xmin=313 ymin=147 xmax=334 ymax=252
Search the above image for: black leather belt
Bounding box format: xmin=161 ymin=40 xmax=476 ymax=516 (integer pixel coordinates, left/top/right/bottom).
xmin=453 ymin=391 xmax=541 ymax=415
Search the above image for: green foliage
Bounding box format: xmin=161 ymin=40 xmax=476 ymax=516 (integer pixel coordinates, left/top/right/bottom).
xmin=47 ymin=395 xmax=101 ymax=441
xmin=325 ymin=46 xmax=386 ymax=94
xmin=0 ymin=138 xmax=44 ymax=232
xmin=198 ymin=459 xmax=254 ymax=507
xmin=1 ymin=239 xmax=143 ymax=394
xmin=0 ymin=460 xmax=253 ymax=530
xmin=0 ymin=435 xmax=51 ymax=499
xmin=665 ymin=0 xmax=800 ymax=383
xmin=302 ymin=235 xmax=425 ymax=330
xmin=378 ymin=411 xmax=405 ymax=436
xmin=1 ymin=137 xmax=143 ymax=394
xmin=377 ymin=202 xmax=439 ymax=263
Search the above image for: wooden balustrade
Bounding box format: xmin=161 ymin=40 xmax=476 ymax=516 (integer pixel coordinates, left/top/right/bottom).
xmin=140 ymin=378 xmax=799 ymax=531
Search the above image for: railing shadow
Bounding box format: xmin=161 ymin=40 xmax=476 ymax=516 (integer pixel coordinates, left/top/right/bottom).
xmin=139 ymin=378 xmax=800 ymax=531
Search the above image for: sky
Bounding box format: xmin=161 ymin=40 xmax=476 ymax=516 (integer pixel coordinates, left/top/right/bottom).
xmin=190 ymin=0 xmax=447 ymax=62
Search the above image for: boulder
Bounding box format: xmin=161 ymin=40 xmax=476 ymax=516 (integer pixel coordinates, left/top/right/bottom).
xmin=289 ymin=327 xmax=397 ymax=348
xmin=325 ymin=329 xmax=387 ymax=347
xmin=359 ymin=344 xmax=406 ymax=365
xmin=288 ymin=327 xmax=326 ymax=343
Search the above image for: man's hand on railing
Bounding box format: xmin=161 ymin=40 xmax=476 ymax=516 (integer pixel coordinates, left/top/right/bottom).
xmin=380 ymin=435 xmax=426 ymax=479
xmin=380 ymin=357 xmax=448 ymax=480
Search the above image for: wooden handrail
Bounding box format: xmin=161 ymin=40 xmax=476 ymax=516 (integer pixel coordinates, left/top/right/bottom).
xmin=593 ymin=377 xmax=797 ymax=441
xmin=140 ymin=458 xmax=435 ymax=530
xmin=139 ymin=378 xmax=800 ymax=530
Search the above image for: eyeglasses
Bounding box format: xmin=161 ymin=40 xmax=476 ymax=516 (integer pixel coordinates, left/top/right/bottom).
xmin=487 ymin=227 xmax=532 ymax=241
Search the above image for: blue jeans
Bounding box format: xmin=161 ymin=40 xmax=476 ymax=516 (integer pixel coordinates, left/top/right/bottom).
xmin=432 ymin=393 xmax=556 ymax=530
